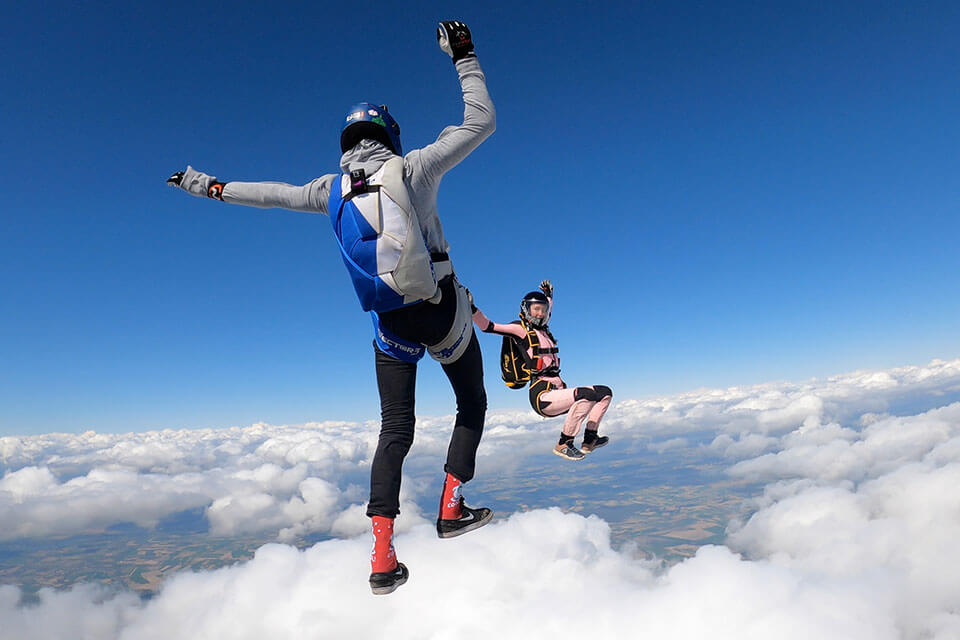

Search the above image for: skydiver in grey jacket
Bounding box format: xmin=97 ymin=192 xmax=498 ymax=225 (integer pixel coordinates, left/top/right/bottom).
xmin=167 ymin=21 xmax=495 ymax=595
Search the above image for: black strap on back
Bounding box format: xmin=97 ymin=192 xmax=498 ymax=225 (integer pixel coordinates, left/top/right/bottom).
xmin=343 ymin=168 xmax=381 ymax=202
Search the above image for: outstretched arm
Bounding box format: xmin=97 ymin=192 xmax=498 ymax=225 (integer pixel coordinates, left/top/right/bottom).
xmin=466 ymin=290 xmax=527 ymax=339
xmin=168 ymin=166 xmax=336 ymax=215
xmin=472 ymin=308 xmax=528 ymax=339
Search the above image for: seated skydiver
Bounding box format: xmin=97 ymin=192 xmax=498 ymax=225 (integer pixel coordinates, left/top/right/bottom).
xmin=470 ymin=280 xmax=612 ymax=461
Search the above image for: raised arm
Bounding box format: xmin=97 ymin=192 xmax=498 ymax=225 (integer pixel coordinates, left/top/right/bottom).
xmin=407 ymin=22 xmax=496 ymax=182
xmin=539 ymin=279 xmax=554 ymax=315
xmin=168 ymin=166 xmax=335 ymax=215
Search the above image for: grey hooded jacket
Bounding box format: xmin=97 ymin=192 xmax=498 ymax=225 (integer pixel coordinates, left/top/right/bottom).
xmin=176 ymin=56 xmax=495 ymax=259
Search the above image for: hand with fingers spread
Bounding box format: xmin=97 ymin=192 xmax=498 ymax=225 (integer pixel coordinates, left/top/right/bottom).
xmin=539 ymin=279 xmax=553 ymax=298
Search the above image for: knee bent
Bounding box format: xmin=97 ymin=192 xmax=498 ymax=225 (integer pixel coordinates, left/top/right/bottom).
xmin=574 ymin=385 xmax=613 ymax=402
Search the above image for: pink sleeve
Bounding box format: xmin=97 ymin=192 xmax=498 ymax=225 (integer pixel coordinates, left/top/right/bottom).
xmin=472 ymin=308 xmax=527 ymax=339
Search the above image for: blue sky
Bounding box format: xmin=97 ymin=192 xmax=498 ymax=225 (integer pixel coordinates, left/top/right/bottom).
xmin=1 ymin=1 xmax=958 ymax=435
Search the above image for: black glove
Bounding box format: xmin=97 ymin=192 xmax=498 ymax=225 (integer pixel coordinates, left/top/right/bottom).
xmin=167 ymin=171 xmax=184 ymax=187
xmin=539 ymin=280 xmax=553 ymax=298
xmin=465 ymin=287 xmax=477 ymax=313
xmin=437 ymin=20 xmax=475 ymax=63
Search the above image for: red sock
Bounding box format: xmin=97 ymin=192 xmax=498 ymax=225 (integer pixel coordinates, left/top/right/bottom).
xmin=370 ymin=516 xmax=397 ymax=573
xmin=440 ymin=472 xmax=462 ymax=520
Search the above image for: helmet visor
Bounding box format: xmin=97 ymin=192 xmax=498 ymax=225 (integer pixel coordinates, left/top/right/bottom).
xmin=522 ymin=300 xmax=550 ymax=328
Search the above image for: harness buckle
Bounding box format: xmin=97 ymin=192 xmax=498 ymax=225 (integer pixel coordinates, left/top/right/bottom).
xmin=349 ymin=169 xmax=368 ymax=194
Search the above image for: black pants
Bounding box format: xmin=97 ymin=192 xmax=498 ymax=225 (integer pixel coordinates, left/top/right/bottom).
xmin=366 ymin=329 xmax=486 ymax=519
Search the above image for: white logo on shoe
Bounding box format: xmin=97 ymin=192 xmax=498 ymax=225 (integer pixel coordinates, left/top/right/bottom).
xmin=447 ymin=483 xmax=462 ymax=509
xmin=459 ymin=511 xmax=475 ymax=523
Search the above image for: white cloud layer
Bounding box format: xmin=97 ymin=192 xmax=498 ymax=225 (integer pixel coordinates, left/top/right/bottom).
xmin=2 ymin=358 xmax=960 ymax=638
xmin=1 ymin=506 xmax=955 ymax=639
xmin=2 ymin=358 xmax=957 ymax=543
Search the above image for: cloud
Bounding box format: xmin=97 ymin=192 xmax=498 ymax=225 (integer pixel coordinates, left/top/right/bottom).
xmin=615 ymin=357 xmax=960 ymax=440
xmin=719 ymin=400 xmax=960 ymax=639
xmin=1 ymin=358 xmax=959 ymax=543
xmin=0 ymin=424 xmax=378 ymax=542
xmin=727 ymin=402 xmax=960 ymax=484
xmin=2 ymin=357 xmax=960 ymax=638
xmin=0 ymin=509 xmax=934 ymax=640
xmin=648 ymin=436 xmax=688 ymax=452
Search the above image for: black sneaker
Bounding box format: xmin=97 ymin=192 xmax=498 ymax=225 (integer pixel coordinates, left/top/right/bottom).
xmin=553 ymin=443 xmax=585 ymax=460
xmin=581 ymin=436 xmax=609 ymax=454
xmin=436 ymin=497 xmax=493 ymax=539
xmin=369 ymin=562 xmax=409 ymax=595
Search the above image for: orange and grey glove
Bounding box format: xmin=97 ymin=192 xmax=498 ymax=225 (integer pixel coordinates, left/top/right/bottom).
xmin=167 ymin=166 xmax=225 ymax=200
xmin=206 ymin=181 xmax=225 ymax=200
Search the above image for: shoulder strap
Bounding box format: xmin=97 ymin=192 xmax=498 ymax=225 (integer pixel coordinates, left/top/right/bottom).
xmin=521 ymin=318 xmax=561 ymax=362
xmin=341 ymin=156 xmax=406 ymax=202
xmin=507 ymin=319 xmax=537 ymax=371
xmin=342 ymin=169 xmax=380 ymax=202
xmin=524 ymin=321 xmax=557 ymax=356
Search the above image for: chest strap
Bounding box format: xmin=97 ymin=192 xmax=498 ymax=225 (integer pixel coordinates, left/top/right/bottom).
xmin=533 ymin=346 xmax=558 ymax=355
xmin=532 ymin=364 xmax=561 ymax=379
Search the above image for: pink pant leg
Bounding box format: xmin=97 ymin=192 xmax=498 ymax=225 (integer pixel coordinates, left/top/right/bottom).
xmin=584 ymin=395 xmax=611 ymax=431
xmin=537 ymin=387 xmax=576 ymax=417
xmin=538 ymin=387 xmax=596 ymax=437
xmin=561 ymin=399 xmax=595 ymax=437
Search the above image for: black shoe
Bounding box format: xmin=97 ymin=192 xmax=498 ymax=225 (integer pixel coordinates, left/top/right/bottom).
xmin=581 ymin=436 xmax=609 ymax=454
xmin=369 ymin=562 xmax=409 ymax=595
xmin=436 ymin=497 xmax=493 ymax=539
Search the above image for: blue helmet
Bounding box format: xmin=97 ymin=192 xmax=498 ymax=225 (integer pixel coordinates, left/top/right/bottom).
xmin=340 ymin=102 xmax=402 ymax=155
